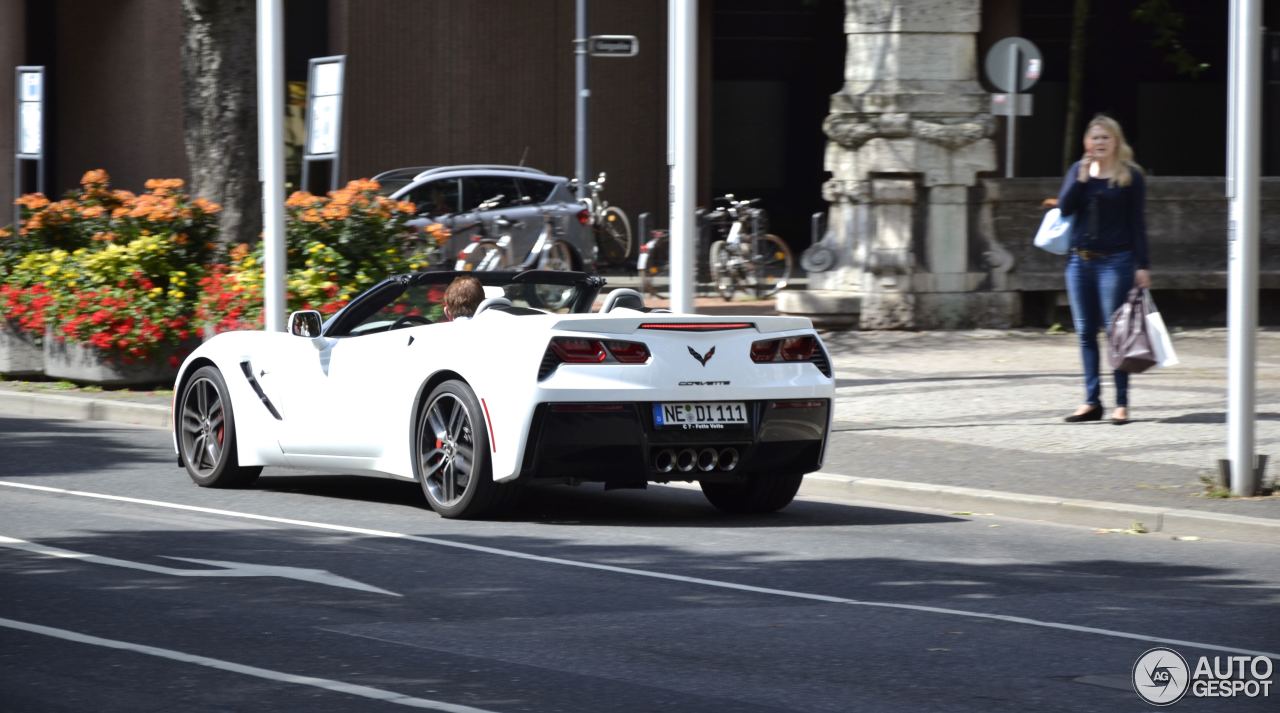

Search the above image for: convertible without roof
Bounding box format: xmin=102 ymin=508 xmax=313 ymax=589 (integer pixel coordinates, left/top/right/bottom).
xmin=172 ymin=271 xmax=834 ymax=518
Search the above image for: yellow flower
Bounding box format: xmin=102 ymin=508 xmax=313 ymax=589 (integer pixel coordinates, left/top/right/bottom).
xmin=150 ymin=287 xmax=164 ymax=297
xmin=169 ymin=290 xmax=186 ymax=300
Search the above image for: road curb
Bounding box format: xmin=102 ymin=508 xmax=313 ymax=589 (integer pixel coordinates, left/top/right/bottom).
xmin=0 ymin=390 xmax=170 ymax=429
xmin=804 ymin=472 xmax=1280 ymax=546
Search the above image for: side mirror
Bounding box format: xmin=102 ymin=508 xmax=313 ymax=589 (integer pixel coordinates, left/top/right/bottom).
xmin=288 ymin=310 xmax=323 ymax=337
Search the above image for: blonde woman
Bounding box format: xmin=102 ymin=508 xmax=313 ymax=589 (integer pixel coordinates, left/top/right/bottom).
xmin=1057 ymin=115 xmax=1151 ymax=425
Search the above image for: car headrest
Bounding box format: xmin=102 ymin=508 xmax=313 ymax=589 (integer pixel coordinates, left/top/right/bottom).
xmin=474 ymin=296 xmax=514 ymax=315
xmin=600 ymin=288 xmax=646 ymax=313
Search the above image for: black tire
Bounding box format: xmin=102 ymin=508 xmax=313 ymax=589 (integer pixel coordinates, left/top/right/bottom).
xmin=595 ymin=206 xmax=632 ymax=266
xmin=415 ymin=380 xmax=519 ymax=519
xmin=746 ymin=234 xmax=793 ymax=299
xmin=700 ymin=472 xmax=803 ymax=514
xmin=709 ymin=240 xmax=736 ymax=301
xmin=178 ymin=366 xmax=262 ymax=488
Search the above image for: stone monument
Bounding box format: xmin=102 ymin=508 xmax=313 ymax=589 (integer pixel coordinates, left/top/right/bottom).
xmin=780 ymin=0 xmax=1014 ymax=329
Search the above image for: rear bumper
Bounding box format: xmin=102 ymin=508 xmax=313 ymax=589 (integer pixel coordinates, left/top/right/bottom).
xmin=518 ymin=398 xmax=830 ymax=484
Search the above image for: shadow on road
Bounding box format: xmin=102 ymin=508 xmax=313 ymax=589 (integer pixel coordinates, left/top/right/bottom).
xmin=0 ymin=416 xmax=168 ymax=478
xmin=252 ymin=473 xmax=957 ymax=529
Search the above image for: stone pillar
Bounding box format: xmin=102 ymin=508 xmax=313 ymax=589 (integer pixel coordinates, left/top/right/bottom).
xmin=780 ymin=0 xmax=1012 ymax=329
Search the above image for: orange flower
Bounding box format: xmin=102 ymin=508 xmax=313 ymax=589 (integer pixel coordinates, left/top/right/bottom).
xmin=229 ymin=243 xmax=250 ymax=261
xmin=80 ymin=169 xmax=110 ymax=187
xmin=81 ymin=206 xmax=105 ymax=219
xmin=395 ymin=200 xmax=417 ymax=215
xmin=15 ymin=193 xmax=50 ymax=211
xmin=286 ymin=191 xmax=320 ymax=208
xmin=192 ymin=197 xmax=222 ymax=214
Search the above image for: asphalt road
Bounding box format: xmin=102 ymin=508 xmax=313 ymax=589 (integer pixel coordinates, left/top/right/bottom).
xmin=1 ymin=415 xmax=1278 ymax=712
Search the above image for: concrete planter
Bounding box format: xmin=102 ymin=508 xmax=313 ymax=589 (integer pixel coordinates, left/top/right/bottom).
xmin=43 ymin=327 xmax=194 ymax=387
xmin=0 ymin=320 xmax=44 ymax=376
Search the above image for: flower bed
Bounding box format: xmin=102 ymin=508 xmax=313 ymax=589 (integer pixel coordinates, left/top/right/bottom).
xmin=1 ymin=171 xmax=218 ymax=380
xmin=196 ymin=179 xmax=446 ymax=331
xmin=2 ymin=172 xmax=446 ymax=382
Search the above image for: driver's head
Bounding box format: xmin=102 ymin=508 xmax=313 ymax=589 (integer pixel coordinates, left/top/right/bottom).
xmin=443 ymin=275 xmax=484 ymax=321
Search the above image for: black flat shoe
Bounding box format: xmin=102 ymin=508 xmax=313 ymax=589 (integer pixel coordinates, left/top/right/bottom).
xmin=1064 ymin=405 xmax=1103 ymax=422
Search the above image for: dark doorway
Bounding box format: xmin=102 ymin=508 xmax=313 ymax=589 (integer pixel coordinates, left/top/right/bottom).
xmin=710 ymin=0 xmax=845 ymax=253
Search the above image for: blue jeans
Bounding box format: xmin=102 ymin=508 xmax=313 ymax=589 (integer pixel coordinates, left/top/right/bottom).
xmin=1065 ymin=251 xmax=1135 ymax=407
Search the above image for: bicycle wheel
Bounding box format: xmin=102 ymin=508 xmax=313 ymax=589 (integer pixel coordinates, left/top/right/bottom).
xmin=709 ymin=240 xmax=736 ymax=301
xmin=594 ymin=206 xmax=632 ymax=266
xmin=455 ymin=240 xmax=504 ymax=271
xmin=636 ymin=237 xmax=669 ymax=299
xmin=536 ymin=240 xmax=574 ymax=272
xmin=744 ymin=234 xmax=793 ymax=299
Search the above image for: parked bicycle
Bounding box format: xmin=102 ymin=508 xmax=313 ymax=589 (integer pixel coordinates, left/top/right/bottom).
xmin=635 ymin=196 xmax=793 ymax=300
xmin=706 ymin=195 xmax=792 ymax=300
xmin=453 ymin=195 xmax=518 ymax=271
xmin=572 ymin=171 xmax=632 ymax=267
xmin=454 ymin=200 xmax=575 ymax=274
xmin=635 ymin=228 xmax=671 ymax=299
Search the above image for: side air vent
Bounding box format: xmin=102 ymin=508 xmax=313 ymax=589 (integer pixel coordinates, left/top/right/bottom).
xmin=240 ymin=361 xmax=283 ymax=420
xmin=810 ymin=343 xmax=833 ymax=378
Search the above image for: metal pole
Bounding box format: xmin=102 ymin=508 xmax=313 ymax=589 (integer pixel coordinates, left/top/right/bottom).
xmin=257 ymin=0 xmax=287 ymax=332
xmin=574 ymin=0 xmax=588 ymax=199
xmin=1005 ymin=44 xmax=1018 ymax=178
xmin=669 ymin=0 xmax=697 ymax=314
xmin=1226 ymin=0 xmax=1262 ymax=496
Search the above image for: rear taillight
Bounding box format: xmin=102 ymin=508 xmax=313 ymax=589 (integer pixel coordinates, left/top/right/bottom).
xmin=752 ymin=336 xmax=822 ymax=365
xmin=577 ymin=209 xmax=591 ymax=225
xmin=550 ymin=338 xmax=607 ymax=363
xmin=604 ymin=340 xmax=650 ymax=363
xmin=779 ymin=336 xmax=816 ymax=361
xmin=541 ymin=337 xmax=650 ymax=378
xmin=750 ymin=340 xmax=779 ymax=363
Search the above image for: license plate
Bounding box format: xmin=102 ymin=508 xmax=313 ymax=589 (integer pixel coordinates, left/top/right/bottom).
xmin=653 ymin=402 xmax=748 ymax=429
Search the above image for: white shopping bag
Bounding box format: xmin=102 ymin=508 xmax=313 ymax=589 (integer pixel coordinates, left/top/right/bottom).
xmin=1144 ymin=301 xmax=1179 ymax=368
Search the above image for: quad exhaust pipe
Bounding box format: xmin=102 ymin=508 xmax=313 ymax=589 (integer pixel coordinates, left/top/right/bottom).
xmin=653 ymin=447 xmax=739 ymax=473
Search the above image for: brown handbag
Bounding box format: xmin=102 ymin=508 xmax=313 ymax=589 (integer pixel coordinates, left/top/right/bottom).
xmin=1108 ymin=288 xmax=1157 ymax=374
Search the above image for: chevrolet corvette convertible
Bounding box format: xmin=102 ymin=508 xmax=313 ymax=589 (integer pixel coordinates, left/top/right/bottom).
xmin=172 ymin=270 xmax=834 ymax=518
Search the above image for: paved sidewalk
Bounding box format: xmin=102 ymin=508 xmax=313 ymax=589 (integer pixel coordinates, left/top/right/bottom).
xmin=2 ymin=326 xmax=1278 ymax=544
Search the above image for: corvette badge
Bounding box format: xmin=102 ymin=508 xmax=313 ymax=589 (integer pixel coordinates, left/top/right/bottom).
xmin=687 ymin=345 xmax=715 ymax=367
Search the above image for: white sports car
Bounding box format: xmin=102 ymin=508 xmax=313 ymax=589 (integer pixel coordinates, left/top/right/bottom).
xmin=172 ymin=270 xmax=834 ymax=518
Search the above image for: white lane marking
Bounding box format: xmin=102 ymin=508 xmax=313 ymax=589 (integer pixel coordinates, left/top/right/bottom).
xmin=0 ymin=535 xmax=398 ymax=596
xmin=3 ymin=479 xmax=1277 ymax=661
xmin=0 ymin=616 xmax=501 ymax=712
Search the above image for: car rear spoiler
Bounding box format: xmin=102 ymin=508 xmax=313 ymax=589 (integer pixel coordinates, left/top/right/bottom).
xmin=550 ymin=315 xmax=815 ymax=335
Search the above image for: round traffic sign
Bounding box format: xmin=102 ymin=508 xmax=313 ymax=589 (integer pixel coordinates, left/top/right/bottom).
xmin=985 ymin=37 xmax=1042 ymax=93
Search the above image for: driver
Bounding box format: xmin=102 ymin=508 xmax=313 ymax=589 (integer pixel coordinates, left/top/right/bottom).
xmin=443 ymin=275 xmax=484 ymax=321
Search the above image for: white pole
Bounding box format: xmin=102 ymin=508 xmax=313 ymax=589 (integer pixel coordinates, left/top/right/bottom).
xmin=668 ymin=0 xmax=697 ymax=314
xmin=1226 ymin=0 xmax=1261 ymax=495
xmin=257 ymin=0 xmax=287 ymax=332
xmin=1005 ymin=44 xmax=1018 ymax=178
xmin=574 ymin=0 xmax=588 ymax=199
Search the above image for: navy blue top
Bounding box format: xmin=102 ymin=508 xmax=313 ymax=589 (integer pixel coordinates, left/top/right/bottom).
xmin=1056 ymin=161 xmax=1150 ymax=269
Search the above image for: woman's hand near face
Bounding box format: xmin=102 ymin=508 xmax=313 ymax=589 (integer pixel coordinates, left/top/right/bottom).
xmin=1135 ymin=269 xmax=1151 ymax=289
xmin=1077 ymin=155 xmax=1092 ymax=182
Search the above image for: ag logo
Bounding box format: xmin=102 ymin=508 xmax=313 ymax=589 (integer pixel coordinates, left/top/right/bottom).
xmin=1133 ymin=647 xmax=1190 ymax=706
xmin=687 ymin=345 xmax=715 ymax=367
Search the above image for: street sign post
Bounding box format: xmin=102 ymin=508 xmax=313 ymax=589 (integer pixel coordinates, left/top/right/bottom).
xmin=14 ymin=66 xmax=45 ymax=227
xmin=985 ymin=37 xmax=1042 ymax=177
